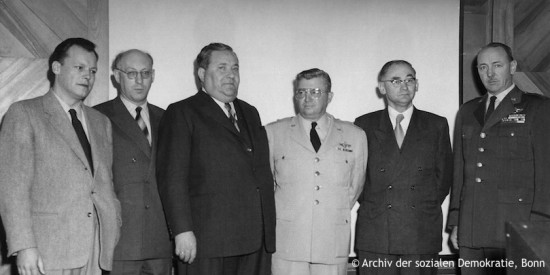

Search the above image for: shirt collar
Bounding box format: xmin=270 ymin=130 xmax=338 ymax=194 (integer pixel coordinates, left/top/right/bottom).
xmin=120 ymin=95 xmax=148 ymax=117
xmin=203 ymin=89 xmax=235 ymax=118
xmin=487 ymin=84 xmax=515 ymax=107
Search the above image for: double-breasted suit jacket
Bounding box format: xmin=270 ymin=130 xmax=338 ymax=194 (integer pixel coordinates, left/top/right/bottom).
xmin=266 ymin=114 xmax=368 ymax=264
xmin=354 ymin=108 xmax=453 ymax=254
xmin=448 ymin=87 xmax=550 ymax=248
xmin=94 ymin=97 xmax=171 ymax=260
xmin=0 ymin=90 xmax=121 ymax=270
xmin=156 ymin=91 xmax=276 ymax=258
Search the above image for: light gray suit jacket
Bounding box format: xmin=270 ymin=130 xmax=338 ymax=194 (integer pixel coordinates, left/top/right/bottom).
xmin=265 ymin=114 xmax=367 ymax=264
xmin=0 ymin=91 xmax=121 ymax=270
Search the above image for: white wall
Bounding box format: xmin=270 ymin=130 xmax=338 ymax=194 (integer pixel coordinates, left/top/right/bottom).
xmin=110 ymin=0 xmax=460 ymax=255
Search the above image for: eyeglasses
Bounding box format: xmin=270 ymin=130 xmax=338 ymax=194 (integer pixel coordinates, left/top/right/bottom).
xmin=294 ymin=88 xmax=329 ymax=99
xmin=381 ymin=78 xmax=417 ymax=87
xmin=116 ymin=68 xmax=153 ymax=79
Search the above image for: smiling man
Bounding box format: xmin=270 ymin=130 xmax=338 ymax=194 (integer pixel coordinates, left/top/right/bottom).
xmin=448 ymin=42 xmax=550 ymax=275
xmin=94 ymin=49 xmax=172 ymax=275
xmin=156 ymin=43 xmax=275 ymax=275
xmin=0 ymin=38 xmax=121 ymax=275
xmin=354 ymin=60 xmax=453 ymax=275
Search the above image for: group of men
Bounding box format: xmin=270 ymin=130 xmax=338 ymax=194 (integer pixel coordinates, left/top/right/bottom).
xmin=0 ymin=37 xmax=548 ymax=275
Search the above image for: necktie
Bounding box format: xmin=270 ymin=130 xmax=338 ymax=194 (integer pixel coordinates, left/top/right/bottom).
xmin=395 ymin=114 xmax=405 ymax=149
xmin=69 ymin=109 xmax=93 ymax=172
xmin=224 ymin=103 xmax=240 ymax=132
xmin=135 ymin=107 xmax=150 ymax=144
xmin=310 ymin=122 xmax=321 ymax=152
xmin=485 ymin=96 xmax=497 ymax=122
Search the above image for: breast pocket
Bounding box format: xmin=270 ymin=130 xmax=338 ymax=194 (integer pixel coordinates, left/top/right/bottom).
xmin=497 ymin=126 xmax=532 ymax=160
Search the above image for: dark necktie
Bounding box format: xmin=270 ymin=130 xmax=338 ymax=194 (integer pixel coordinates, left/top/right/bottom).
xmin=224 ymin=103 xmax=240 ymax=132
xmin=395 ymin=114 xmax=405 ymax=149
xmin=69 ymin=109 xmax=93 ymax=172
xmin=310 ymin=122 xmax=321 ymax=152
xmin=485 ymin=96 xmax=497 ymax=122
xmin=135 ymin=107 xmax=150 ymax=144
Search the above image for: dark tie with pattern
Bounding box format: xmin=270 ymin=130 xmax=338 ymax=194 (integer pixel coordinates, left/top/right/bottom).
xmin=224 ymin=103 xmax=240 ymax=132
xmin=69 ymin=109 xmax=93 ymax=172
xmin=395 ymin=114 xmax=405 ymax=149
xmin=485 ymin=95 xmax=497 ymax=122
xmin=135 ymin=107 xmax=150 ymax=144
xmin=310 ymin=122 xmax=321 ymax=152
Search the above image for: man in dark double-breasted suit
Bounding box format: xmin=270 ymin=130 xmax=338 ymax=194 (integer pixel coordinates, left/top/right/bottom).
xmin=448 ymin=42 xmax=550 ymax=275
xmin=156 ymin=43 xmax=275 ymax=275
xmin=94 ymin=49 xmax=172 ymax=274
xmin=354 ymin=60 xmax=453 ymax=275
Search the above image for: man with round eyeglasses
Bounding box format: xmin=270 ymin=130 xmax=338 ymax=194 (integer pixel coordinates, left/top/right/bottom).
xmin=354 ymin=60 xmax=453 ymax=275
xmin=94 ymin=49 xmax=172 ymax=275
xmin=266 ymin=68 xmax=368 ymax=275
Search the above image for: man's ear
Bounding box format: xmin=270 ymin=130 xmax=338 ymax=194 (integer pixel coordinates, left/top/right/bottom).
xmin=378 ymin=82 xmax=386 ymax=95
xmin=510 ymin=60 xmax=517 ymax=74
xmin=198 ymin=67 xmax=205 ymax=83
xmin=113 ymin=70 xmax=121 ymax=83
xmin=52 ymin=61 xmax=61 ymax=75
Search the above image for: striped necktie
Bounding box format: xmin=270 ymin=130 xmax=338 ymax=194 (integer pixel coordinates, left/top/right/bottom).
xmin=224 ymin=103 xmax=240 ymax=132
xmin=135 ymin=107 xmax=150 ymax=144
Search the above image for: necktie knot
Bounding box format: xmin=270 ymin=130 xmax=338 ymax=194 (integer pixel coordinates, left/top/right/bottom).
xmin=396 ymin=114 xmax=404 ymax=127
xmin=135 ymin=106 xmax=142 ymax=120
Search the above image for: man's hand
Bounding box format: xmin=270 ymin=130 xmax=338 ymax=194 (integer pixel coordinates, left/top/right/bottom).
xmin=17 ymin=248 xmax=45 ymax=275
xmin=450 ymin=226 xmax=459 ymax=250
xmin=175 ymin=231 xmax=197 ymax=263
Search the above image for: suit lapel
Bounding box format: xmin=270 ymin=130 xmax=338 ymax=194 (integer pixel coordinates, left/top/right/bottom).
xmin=374 ymin=109 xmax=401 ymax=167
xmin=83 ymin=105 xmax=104 ymax=177
xmin=110 ymin=97 xmax=151 ymax=158
xmin=42 ymin=91 xmax=92 ymax=173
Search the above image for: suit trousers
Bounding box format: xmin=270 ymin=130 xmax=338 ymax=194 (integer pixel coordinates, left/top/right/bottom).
xmin=110 ymin=258 xmax=172 ymax=275
xmin=176 ymin=245 xmax=271 ymax=275
xmin=272 ymin=256 xmax=347 ymax=275
xmin=47 ymin=213 xmax=101 ymax=275
xmin=459 ymin=247 xmax=506 ymax=275
xmin=356 ymin=250 xmax=437 ymax=275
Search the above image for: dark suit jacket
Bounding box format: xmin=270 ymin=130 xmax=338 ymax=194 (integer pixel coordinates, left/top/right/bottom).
xmin=354 ymin=108 xmax=453 ymax=254
xmin=156 ymin=91 xmax=276 ymax=258
xmin=448 ymin=87 xmax=550 ymax=248
xmin=0 ymin=91 xmax=121 ymax=270
xmin=94 ymin=97 xmax=171 ymax=260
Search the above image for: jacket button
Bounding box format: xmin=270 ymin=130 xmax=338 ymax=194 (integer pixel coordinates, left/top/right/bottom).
xmin=475 ymin=178 xmax=482 ymax=183
xmin=411 ymin=205 xmax=416 ymax=209
xmin=87 ymin=212 xmax=92 ymax=217
xmin=417 ymin=167 xmax=422 ymax=171
xmin=477 ymin=162 xmax=483 ymax=167
xmin=246 ymin=148 xmax=252 ymax=152
xmin=145 ymin=205 xmax=150 ymax=209
xmin=478 ymin=147 xmax=485 ymax=152
xmin=380 ymin=168 xmax=385 ymax=172
xmin=480 ymin=132 xmax=486 ymax=138
xmin=314 ymin=171 xmax=320 ymax=176
xmin=510 ymin=132 xmax=515 ymax=137
xmin=518 ymin=198 xmax=523 ymax=202
xmin=314 ymin=157 xmax=320 ymax=163
xmin=315 ymin=186 xmax=320 ymax=191
xmin=388 ymin=185 xmax=392 ymax=190
xmin=410 ymin=185 xmax=415 ymax=190
xmin=314 ymin=200 xmax=320 ymax=205
xmin=132 ymin=158 xmax=137 ymax=163
xmin=387 ymin=204 xmax=392 ymax=209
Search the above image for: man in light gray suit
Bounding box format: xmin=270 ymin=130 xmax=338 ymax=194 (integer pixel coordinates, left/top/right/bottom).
xmin=0 ymin=38 xmax=121 ymax=275
xmin=266 ymin=68 xmax=368 ymax=275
